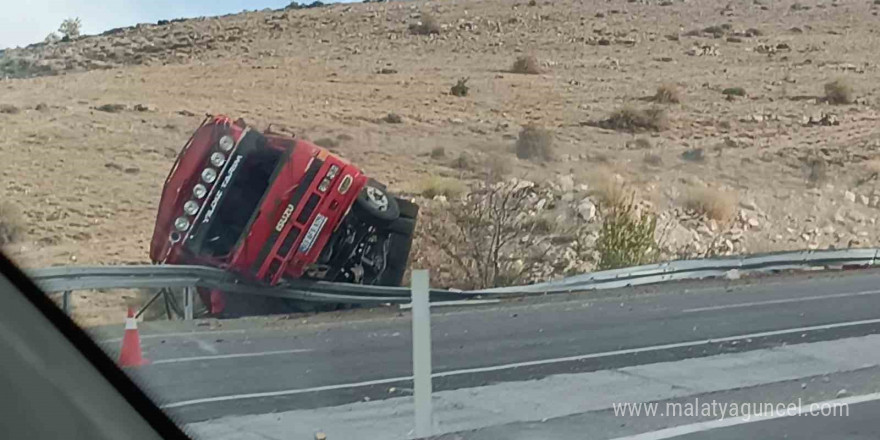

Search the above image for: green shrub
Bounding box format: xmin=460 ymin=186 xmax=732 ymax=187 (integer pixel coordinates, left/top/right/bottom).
xmin=450 ymin=78 xmax=469 ymax=97
xmin=596 ymin=197 xmax=659 ymax=270
xmin=722 ymin=87 xmax=746 ymax=97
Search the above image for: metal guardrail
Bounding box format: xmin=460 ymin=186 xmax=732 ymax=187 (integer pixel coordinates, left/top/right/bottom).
xmin=476 ymin=248 xmax=880 ymax=295
xmin=26 ymin=248 xmax=880 ymax=316
xmin=28 ymin=264 xmax=465 ymax=304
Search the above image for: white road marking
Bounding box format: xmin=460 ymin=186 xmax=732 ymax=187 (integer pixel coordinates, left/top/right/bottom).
xmin=607 ymin=391 xmax=880 ymax=440
xmin=161 ymin=317 xmax=880 ymax=409
xmin=162 ymin=376 xmax=409 ymax=408
xmin=97 ymin=329 xmax=246 ymax=344
xmin=194 ymin=339 xmax=219 ymax=355
xmin=682 ymin=289 xmax=880 ymax=313
xmin=398 ymin=299 xmax=501 ymax=310
xmin=152 ymin=349 xmax=313 ymax=365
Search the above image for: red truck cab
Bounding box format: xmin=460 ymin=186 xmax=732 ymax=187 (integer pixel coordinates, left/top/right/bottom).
xmin=150 ymin=116 xmax=417 ymax=315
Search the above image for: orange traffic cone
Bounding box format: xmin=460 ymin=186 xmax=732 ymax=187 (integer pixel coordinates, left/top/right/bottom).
xmin=118 ymin=307 xmax=149 ymax=367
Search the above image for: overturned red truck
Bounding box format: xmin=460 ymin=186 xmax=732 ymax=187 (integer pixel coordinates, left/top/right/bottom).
xmin=149 ymin=115 xmax=417 ymax=315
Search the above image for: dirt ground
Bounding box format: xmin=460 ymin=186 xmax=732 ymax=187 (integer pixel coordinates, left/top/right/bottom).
xmin=2 ymin=0 xmax=879 ymax=326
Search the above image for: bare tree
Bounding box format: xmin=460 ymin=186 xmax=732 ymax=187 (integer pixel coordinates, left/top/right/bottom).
xmin=58 ymin=18 xmax=82 ymax=40
xmin=423 ymin=179 xmax=554 ymax=289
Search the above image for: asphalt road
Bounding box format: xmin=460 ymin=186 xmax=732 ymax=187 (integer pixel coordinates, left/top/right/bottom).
xmin=94 ymin=269 xmax=880 ymax=437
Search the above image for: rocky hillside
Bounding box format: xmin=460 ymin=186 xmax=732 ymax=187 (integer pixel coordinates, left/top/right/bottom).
xmin=1 ymin=0 xmax=880 ymax=322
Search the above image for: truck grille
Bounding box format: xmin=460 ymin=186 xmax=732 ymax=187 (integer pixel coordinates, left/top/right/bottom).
xmin=296 ymin=194 xmax=321 ymax=224
xmin=278 ymin=227 xmax=301 ymax=257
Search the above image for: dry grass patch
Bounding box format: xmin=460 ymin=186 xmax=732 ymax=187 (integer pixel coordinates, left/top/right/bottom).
xmin=0 ymin=201 xmax=26 ymax=246
xmin=652 ymin=84 xmax=681 ymax=104
xmin=515 ymin=124 xmax=554 ymax=161
xmin=683 ymin=187 xmax=737 ymax=222
xmin=481 ymin=154 xmax=513 ymax=182
xmin=511 ymin=55 xmax=543 ymax=74
xmin=421 ymin=176 xmax=467 ymax=199
xmin=824 ymin=78 xmax=854 ymax=104
xmin=602 ymin=106 xmax=669 ymax=132
xmin=588 ymin=170 xmax=628 ymax=209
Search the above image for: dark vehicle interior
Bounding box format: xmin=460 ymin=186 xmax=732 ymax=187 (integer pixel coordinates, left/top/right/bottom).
xmin=196 ymin=131 xmax=283 ymax=258
xmin=0 ymin=251 xmax=189 ymax=440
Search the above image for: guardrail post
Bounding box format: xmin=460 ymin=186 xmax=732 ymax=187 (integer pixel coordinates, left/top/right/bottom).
xmin=411 ymin=270 xmax=433 ymax=438
xmin=62 ymin=291 xmax=71 ymax=315
xmin=184 ymin=286 xmax=194 ymax=321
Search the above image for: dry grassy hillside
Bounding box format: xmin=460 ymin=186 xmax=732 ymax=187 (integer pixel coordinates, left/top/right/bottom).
xmin=1 ymin=0 xmax=879 ymax=324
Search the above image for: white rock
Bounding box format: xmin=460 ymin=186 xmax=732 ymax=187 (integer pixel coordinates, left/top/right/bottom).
xmin=558 ymin=175 xmax=575 ymax=192
xmin=740 ymin=199 xmax=759 ymax=211
xmin=859 ymin=194 xmax=870 ymax=206
xmin=666 ymin=223 xmax=694 ymax=247
xmin=696 ymin=225 xmax=714 ymax=237
xmin=724 ymin=269 xmax=741 ymax=280
xmin=747 ymin=217 xmax=759 ymax=228
xmin=576 ymin=199 xmax=596 ymax=221
xmin=844 ymin=191 xmax=856 ymax=203
xmin=836 ymin=389 xmax=848 ymax=398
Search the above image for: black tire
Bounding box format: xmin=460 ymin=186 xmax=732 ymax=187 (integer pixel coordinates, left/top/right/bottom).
xmin=377 ymin=232 xmax=414 ymax=286
xmin=396 ymin=197 xmax=420 ymax=219
xmin=388 ymin=217 xmax=416 ymax=236
xmin=354 ymin=180 xmax=399 ymax=225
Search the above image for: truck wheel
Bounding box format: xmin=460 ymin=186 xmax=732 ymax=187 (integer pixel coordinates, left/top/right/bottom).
xmin=377 ymin=232 xmax=413 ymax=287
xmin=354 ymin=180 xmax=399 ymax=225
xmin=388 ymin=217 xmax=416 ymax=236
xmin=396 ymin=197 xmax=419 ymax=219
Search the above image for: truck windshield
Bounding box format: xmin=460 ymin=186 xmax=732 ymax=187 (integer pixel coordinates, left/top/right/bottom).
xmin=196 ymin=134 xmax=283 ymax=258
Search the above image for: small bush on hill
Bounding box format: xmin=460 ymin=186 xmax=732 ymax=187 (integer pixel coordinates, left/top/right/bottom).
xmin=652 ymin=84 xmax=681 ymax=104
xmin=602 ymin=106 xmax=669 ymax=132
xmin=824 ymin=78 xmax=853 ymax=105
xmin=683 ymin=187 xmax=737 ymax=222
xmin=511 ymin=55 xmax=542 ymax=74
xmin=0 ymin=202 xmax=26 ymax=246
xmin=515 ymin=124 xmax=554 ymax=161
